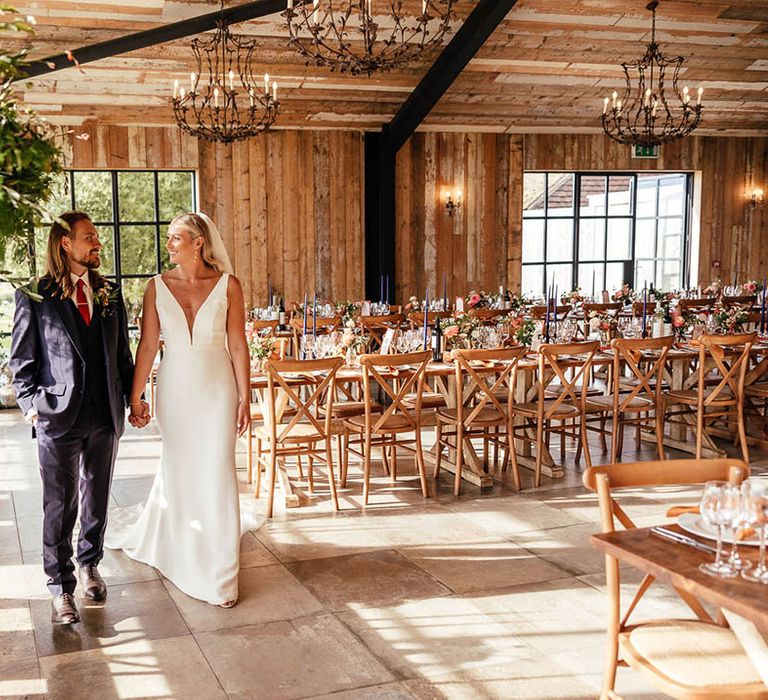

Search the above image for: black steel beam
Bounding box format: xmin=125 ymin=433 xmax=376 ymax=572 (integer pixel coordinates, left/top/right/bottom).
xmin=19 ymin=0 xmax=287 ymax=80
xmin=384 ymin=0 xmax=518 ymax=153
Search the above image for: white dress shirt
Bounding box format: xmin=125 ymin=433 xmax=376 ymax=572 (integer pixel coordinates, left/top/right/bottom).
xmin=70 ymin=271 xmax=93 ymax=318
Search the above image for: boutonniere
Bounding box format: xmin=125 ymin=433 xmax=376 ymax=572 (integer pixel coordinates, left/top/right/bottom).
xmin=93 ymin=282 xmax=120 ymax=317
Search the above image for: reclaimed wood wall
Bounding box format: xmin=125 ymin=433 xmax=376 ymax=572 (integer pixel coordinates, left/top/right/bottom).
xmin=64 ymin=125 xmax=765 ymax=301
xmin=397 ymin=132 xmax=767 ymax=295
xmin=197 ymin=131 xmax=365 ymax=306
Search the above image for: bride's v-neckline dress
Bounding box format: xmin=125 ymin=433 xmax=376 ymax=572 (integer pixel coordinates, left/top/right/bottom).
xmin=107 ymin=273 xmax=240 ymax=605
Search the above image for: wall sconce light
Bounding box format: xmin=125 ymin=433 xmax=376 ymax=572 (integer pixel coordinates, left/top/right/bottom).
xmin=748 ymin=187 xmax=764 ymax=210
xmin=445 ymin=190 xmax=462 ymax=216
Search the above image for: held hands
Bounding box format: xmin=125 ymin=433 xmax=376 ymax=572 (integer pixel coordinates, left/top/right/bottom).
xmin=236 ymin=400 xmax=249 ymax=438
xmin=128 ymin=400 xmax=151 ymax=429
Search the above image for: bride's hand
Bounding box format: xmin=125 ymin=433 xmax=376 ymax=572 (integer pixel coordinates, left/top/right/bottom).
xmin=236 ymin=400 xmax=249 ymax=437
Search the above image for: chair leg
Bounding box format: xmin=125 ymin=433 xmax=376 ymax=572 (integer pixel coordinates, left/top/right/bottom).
xmin=414 ymin=429 xmax=429 ymax=498
xmin=610 ymin=412 xmax=620 ymax=465
xmin=363 ymin=433 xmax=373 ymax=505
xmin=341 ymin=430 xmax=350 ymax=487
xmin=325 ymin=440 xmax=340 ymax=511
xmin=655 ymin=408 xmax=665 ymax=460
xmin=307 ymin=453 xmax=315 ymax=493
xmin=433 ymin=421 xmax=443 ymax=479
xmin=296 ymin=454 xmax=305 ymax=479
xmin=381 ymin=442 xmax=391 ymax=476
xmin=507 ymin=421 xmax=521 ymax=492
xmin=695 ymin=405 xmax=704 ymax=459
xmin=580 ymin=412 xmax=593 ymax=469
xmin=454 ymin=423 xmax=464 ymax=497
xmin=267 ymin=447 xmax=278 ymax=518
xmin=534 ymin=417 xmax=544 ymax=488
xmin=737 ymin=404 xmax=750 ymax=463
xmin=391 ymin=440 xmax=398 ymax=482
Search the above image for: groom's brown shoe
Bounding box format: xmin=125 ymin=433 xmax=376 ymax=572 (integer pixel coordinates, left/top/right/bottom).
xmin=78 ymin=564 xmax=107 ymax=601
xmin=51 ymin=593 xmax=80 ymax=625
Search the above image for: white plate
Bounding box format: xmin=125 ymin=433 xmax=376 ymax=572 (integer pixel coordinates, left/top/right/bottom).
xmin=677 ymin=512 xmax=760 ymax=547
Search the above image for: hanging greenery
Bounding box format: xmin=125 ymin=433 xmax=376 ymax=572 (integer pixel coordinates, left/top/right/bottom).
xmin=0 ymin=6 xmax=63 ymax=267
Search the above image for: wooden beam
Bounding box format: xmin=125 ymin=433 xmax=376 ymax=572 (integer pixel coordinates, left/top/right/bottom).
xmin=19 ymin=0 xmax=287 ymax=80
xmin=384 ymin=0 xmax=520 ymax=153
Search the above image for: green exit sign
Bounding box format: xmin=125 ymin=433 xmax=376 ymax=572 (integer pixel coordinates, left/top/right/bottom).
xmin=632 ymin=144 xmax=660 ymax=158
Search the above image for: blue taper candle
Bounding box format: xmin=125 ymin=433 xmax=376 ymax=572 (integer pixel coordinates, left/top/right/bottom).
xmin=385 ymin=275 xmax=389 ymax=303
xmin=553 ymin=285 xmax=558 ymax=340
xmin=423 ymin=289 xmax=429 ymax=350
xmin=312 ymin=293 xmax=317 ymax=339
xmin=443 ymin=273 xmax=447 ymax=311
xmin=761 ymin=275 xmax=767 ymax=334
xmin=380 ymin=275 xmax=384 ymax=303
xmin=302 ymin=292 xmax=308 ymax=359
xmin=642 ymin=285 xmax=648 ymax=338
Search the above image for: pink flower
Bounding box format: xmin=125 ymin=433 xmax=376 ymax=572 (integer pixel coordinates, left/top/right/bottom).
xmin=468 ymin=293 xmax=481 ymax=307
xmin=744 ymin=282 xmax=756 ymax=293
xmin=443 ymin=325 xmax=459 ymax=338
xmin=672 ymin=315 xmax=685 ymax=328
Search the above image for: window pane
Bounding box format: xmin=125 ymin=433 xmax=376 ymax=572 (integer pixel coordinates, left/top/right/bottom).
xmin=636 ymin=259 xmax=655 ymax=289
xmin=607 ymin=218 xmax=631 ymax=259
xmin=96 ymin=225 xmax=116 ymax=276
xmin=635 ymin=219 xmax=655 ymax=258
xmin=659 ymin=218 xmax=683 ymax=259
xmin=659 ymin=176 xmax=685 ymax=216
xmin=547 ymin=264 xmax=573 ymax=295
xmin=636 ymin=177 xmax=657 ymax=217
xmin=578 ymin=219 xmax=605 ymax=260
xmin=522 ymin=265 xmax=544 ymax=297
xmin=0 ymin=281 xmax=14 ymax=354
xmin=580 ymin=176 xmax=606 ymax=215
xmin=523 ymin=173 xmax=546 ymax=217
xmin=660 ymin=259 xmax=682 ymax=290
xmin=578 ymin=263 xmax=603 ymax=298
xmin=547 ymin=173 xmax=574 ymax=217
xmin=119 ymin=172 xmax=155 ymax=222
xmin=606 ymin=262 xmax=625 ymax=292
xmin=73 ymin=172 xmax=113 ymax=222
xmin=34 ymin=227 xmax=49 ymax=277
xmin=120 ymin=225 xmax=157 ymax=275
xmin=546 ymin=219 xmax=573 ymax=262
xmin=42 ymin=173 xmax=72 ymax=221
xmin=607 ymin=176 xmax=633 ymax=215
xmin=158 ymin=171 xmax=194 ymax=221
xmin=120 ymin=277 xmax=149 ymax=327
xmin=522 ymin=219 xmax=545 ymax=262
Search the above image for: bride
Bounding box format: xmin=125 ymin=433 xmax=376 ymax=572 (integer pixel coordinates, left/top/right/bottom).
xmin=112 ymin=212 xmax=250 ymax=608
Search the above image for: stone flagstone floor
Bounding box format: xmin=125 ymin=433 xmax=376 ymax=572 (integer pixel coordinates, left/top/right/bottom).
xmin=1 ymin=408 xmax=765 ymax=699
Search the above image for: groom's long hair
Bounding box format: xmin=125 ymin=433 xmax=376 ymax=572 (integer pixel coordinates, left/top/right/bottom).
xmin=45 ymin=211 xmax=106 ymax=299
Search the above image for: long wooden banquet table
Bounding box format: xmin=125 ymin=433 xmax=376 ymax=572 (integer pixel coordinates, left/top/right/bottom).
xmin=247 ymin=341 xmax=768 ymax=507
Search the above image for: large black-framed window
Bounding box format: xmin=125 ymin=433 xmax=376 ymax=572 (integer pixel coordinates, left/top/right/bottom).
xmin=521 ymin=171 xmax=693 ymax=297
xmin=33 ymin=169 xmax=197 ymax=321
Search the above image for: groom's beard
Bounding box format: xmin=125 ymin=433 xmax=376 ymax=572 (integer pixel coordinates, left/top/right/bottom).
xmin=71 ymin=252 xmax=101 ymax=269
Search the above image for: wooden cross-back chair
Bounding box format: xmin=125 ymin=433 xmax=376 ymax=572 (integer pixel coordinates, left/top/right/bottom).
xmin=358 ymin=313 xmax=405 ymax=351
xmin=468 ymin=308 xmax=508 ymax=324
xmin=406 ymin=311 xmax=443 ymax=329
xmin=678 ymin=297 xmax=716 ymax=314
xmin=434 ymin=347 xmax=528 ymax=495
xmin=254 ymin=357 xmax=344 ymax=517
xmin=530 ymin=304 xmax=571 ymax=321
xmin=581 ymin=459 xmax=768 ymax=700
xmin=664 ymin=332 xmax=756 ymax=463
xmin=249 ymin=319 xmax=279 ymax=332
xmin=342 ymin=351 xmax=431 ymax=505
xmin=581 ymin=336 xmax=673 ymax=464
xmin=510 ymin=341 xmax=599 ymax=487
xmin=723 ymin=295 xmax=757 ymax=309
xmin=290 ymin=316 xmax=343 ymax=358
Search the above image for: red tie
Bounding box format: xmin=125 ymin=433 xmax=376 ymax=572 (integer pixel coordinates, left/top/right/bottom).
xmin=76 ymin=279 xmax=91 ymax=326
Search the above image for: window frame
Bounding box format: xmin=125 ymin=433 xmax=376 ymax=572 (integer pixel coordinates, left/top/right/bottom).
xmin=521 ymin=170 xmax=694 ymax=295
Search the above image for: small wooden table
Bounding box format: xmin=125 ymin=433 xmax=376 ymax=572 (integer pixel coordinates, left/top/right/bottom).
xmin=591 ymin=525 xmax=768 ymax=631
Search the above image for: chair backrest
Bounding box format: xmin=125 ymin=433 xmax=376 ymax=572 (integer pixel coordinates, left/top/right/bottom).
xmin=407 ymin=312 xmax=443 ymax=329
xmin=359 ymin=314 xmax=405 ymax=350
xmin=469 ymin=308 xmax=507 ymax=324
xmin=696 ymin=332 xmax=756 ymax=406
xmin=583 ymin=458 xmax=749 ymax=532
xmin=678 ymin=297 xmax=716 ymax=313
xmin=451 ymin=347 xmax=528 ymax=427
xmin=610 ymin=336 xmax=673 ymax=412
xmin=723 ymin=294 xmax=757 ymax=309
xmin=537 ymin=340 xmax=600 ymax=418
xmin=263 ymin=357 xmax=344 ymax=443
xmin=530 ymin=304 xmax=570 ymax=320
xmin=583 ymin=302 xmax=622 ymax=337
xmin=250 ymin=319 xmax=279 ymax=332
xmin=358 ymin=350 xmax=431 ymax=433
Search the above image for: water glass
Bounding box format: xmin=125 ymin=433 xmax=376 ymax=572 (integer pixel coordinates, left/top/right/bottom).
xmin=698 ymin=481 xmax=738 ymax=579
xmin=556 ymin=319 xmax=576 ymax=343
xmin=617 ymin=317 xmax=635 ymax=339
xmin=741 ymin=481 xmax=768 ymax=583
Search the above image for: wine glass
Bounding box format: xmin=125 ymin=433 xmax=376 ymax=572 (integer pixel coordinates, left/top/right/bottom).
xmin=698 ymin=481 xmax=738 ymax=578
xmin=301 ymin=335 xmax=316 ymax=360
xmin=741 ymin=482 xmax=768 ymax=583
xmin=726 ymin=482 xmax=753 ymax=572
xmin=617 ymin=317 xmax=635 ymax=339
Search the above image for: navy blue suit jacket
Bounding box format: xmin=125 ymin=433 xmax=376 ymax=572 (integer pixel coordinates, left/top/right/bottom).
xmin=10 ymin=275 xmax=135 ymax=439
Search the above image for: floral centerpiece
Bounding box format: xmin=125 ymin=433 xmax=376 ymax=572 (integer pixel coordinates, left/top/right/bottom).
xmin=336 ymin=319 xmax=368 ymax=363
xmin=508 ymin=314 xmax=536 ymax=346
xmin=711 ymin=303 xmax=749 ymax=334
xmin=742 ymin=280 xmax=763 ymax=295
xmin=404 ymin=295 xmax=421 ymax=312
xmin=439 ymin=313 xmax=481 ymax=350
xmin=702 ymin=278 xmax=722 ymax=298
xmin=561 ymin=287 xmax=584 ymax=306
xmin=334 ymin=300 xmax=360 ymax=324
xmin=245 ymin=323 xmax=277 ymax=370
xmin=669 ymin=306 xmax=699 ymax=342
xmin=465 ymin=290 xmax=499 ymax=309
xmin=589 ymin=310 xmax=618 ymax=342
xmin=611 ymin=283 xmax=635 ymax=306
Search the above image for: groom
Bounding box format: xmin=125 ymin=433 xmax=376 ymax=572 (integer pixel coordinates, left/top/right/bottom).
xmin=10 ymin=211 xmax=149 ymax=624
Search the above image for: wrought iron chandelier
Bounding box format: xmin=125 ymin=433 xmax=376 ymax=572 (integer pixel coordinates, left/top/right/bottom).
xmin=282 ymin=0 xmax=455 ymax=75
xmin=601 ymin=1 xmax=703 ymax=147
xmin=171 ymin=2 xmax=280 ymax=143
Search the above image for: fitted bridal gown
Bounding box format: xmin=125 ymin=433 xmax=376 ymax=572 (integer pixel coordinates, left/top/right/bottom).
xmin=107 ymin=273 xmax=240 ymax=605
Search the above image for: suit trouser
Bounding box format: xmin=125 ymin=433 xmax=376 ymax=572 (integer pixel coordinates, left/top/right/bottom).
xmin=36 ymin=410 xmax=118 ymax=596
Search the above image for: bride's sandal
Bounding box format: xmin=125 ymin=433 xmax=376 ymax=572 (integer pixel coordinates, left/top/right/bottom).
xmin=218 ymin=599 xmax=238 ymax=609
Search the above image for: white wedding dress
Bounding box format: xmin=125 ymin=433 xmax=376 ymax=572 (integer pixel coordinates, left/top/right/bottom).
xmin=107 ymin=273 xmax=241 ymax=605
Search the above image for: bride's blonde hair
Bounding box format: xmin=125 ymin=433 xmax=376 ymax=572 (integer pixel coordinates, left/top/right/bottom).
xmin=169 ymin=213 xmax=228 ymax=273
